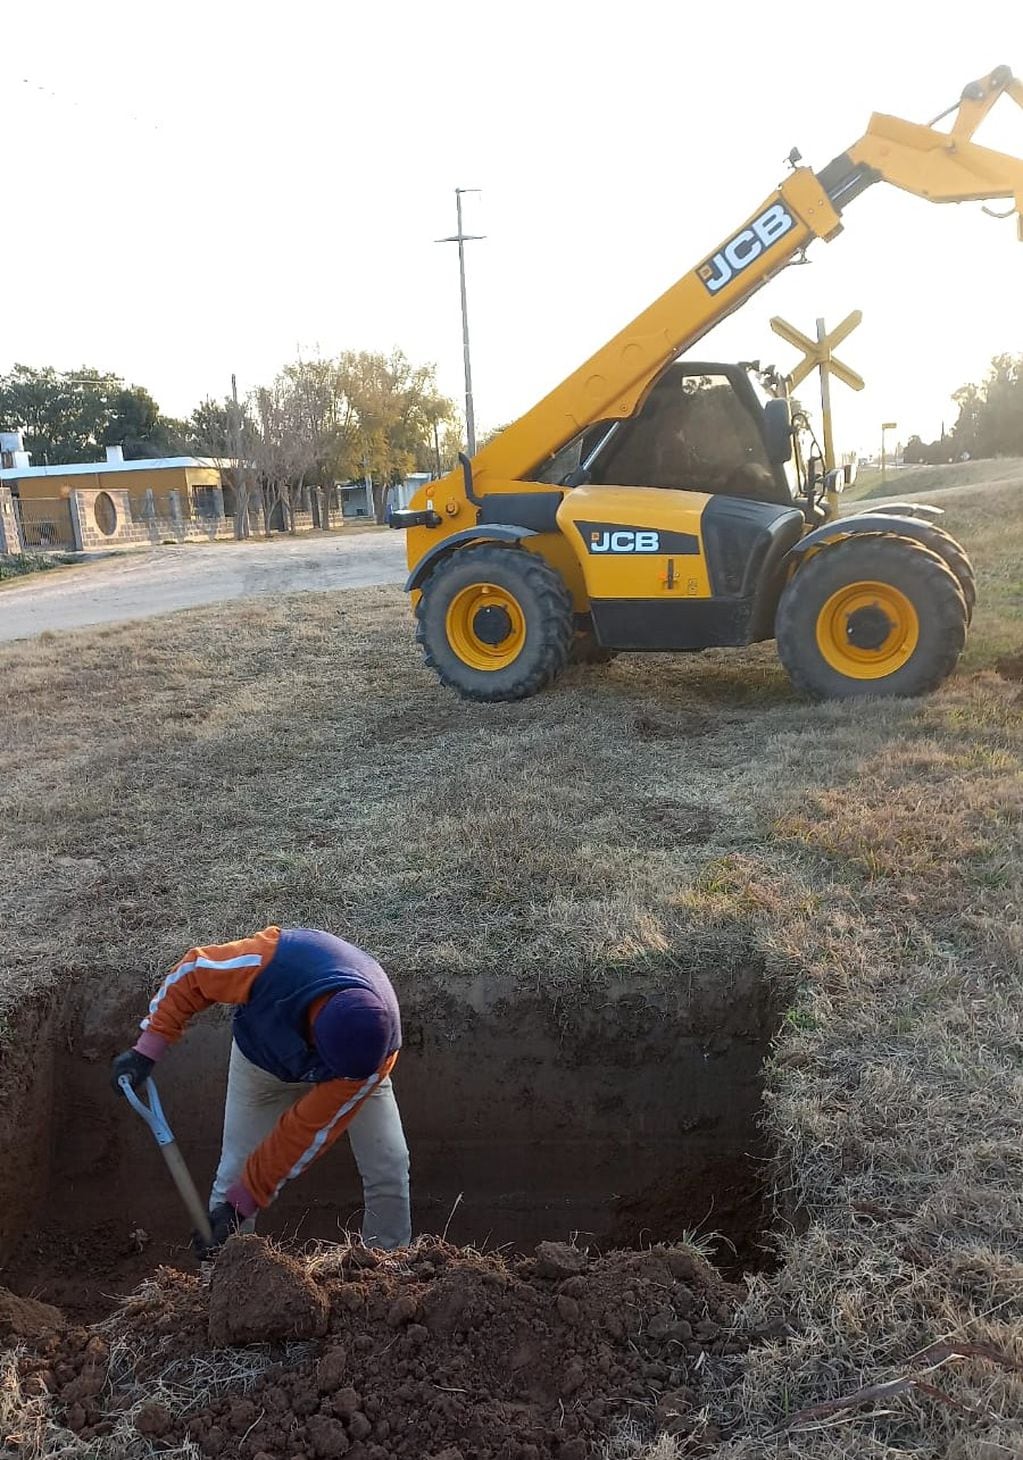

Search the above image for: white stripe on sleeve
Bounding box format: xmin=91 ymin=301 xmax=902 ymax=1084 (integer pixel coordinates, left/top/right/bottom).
xmin=271 ymin=1073 xmax=380 ymax=1200
xmin=140 ymin=952 xmax=264 ymax=1031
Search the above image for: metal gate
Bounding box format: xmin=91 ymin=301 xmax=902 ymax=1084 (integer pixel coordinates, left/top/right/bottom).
xmin=12 ymin=494 xmax=78 ymax=549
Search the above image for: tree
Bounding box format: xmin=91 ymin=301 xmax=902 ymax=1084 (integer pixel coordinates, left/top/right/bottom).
xmin=951 ymin=354 xmax=1023 ymax=459
xmin=903 ymin=433 xmax=954 ymax=466
xmin=186 ymin=393 xmax=263 ymax=540
xmin=186 ymin=397 xmax=235 ymax=455
xmin=0 ymin=364 xmax=181 ymax=463
xmin=0 ymin=353 xmax=458 ymax=535
xmin=477 ymin=422 xmax=512 ymax=451
xmin=277 ymin=351 xmax=458 ymax=523
xmin=249 ymin=379 xmax=322 ymax=533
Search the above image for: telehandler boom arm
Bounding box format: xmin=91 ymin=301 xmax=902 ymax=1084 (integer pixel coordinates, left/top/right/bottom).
xmin=464 ymin=66 xmax=1023 ymax=493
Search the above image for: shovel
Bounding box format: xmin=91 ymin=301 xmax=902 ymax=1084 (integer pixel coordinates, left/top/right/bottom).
xmin=119 ymin=1075 xmax=213 ymax=1249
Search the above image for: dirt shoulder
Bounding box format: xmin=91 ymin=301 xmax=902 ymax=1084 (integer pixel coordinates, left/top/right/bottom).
xmin=0 ymin=530 xmax=405 ymax=642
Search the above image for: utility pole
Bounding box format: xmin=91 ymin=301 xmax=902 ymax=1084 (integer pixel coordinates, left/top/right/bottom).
xmin=437 ymin=189 xmax=484 ymax=456
xmin=229 ymin=372 xmax=245 ymax=538
xmin=881 ymin=421 xmax=897 ymax=481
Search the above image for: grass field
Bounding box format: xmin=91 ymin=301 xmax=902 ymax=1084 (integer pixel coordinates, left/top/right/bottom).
xmin=1 ymin=477 xmax=1022 ymax=1456
xmin=845 ymin=455 xmax=1023 ymax=503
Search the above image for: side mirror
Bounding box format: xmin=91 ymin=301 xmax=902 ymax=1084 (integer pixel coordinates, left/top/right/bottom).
xmin=762 ymin=398 xmax=793 ymax=465
xmin=843 ymin=462 xmax=857 ymax=487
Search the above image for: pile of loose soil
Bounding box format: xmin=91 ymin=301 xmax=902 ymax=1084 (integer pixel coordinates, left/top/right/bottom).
xmin=9 ymin=1234 xmax=769 ymax=1459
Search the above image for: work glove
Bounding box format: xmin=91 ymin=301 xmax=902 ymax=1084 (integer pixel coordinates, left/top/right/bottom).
xmin=111 ymin=1048 xmax=155 ymax=1095
xmin=192 ymin=1201 xmax=244 ymax=1261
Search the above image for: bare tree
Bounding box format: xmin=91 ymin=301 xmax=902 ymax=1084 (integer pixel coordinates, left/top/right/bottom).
xmin=186 ymin=353 xmax=457 ymax=537
xmin=187 ymin=394 xmax=263 ymax=540
xmin=250 ymin=380 xmax=322 ymax=533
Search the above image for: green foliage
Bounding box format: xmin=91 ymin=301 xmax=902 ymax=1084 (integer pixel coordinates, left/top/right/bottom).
xmin=185 ymin=396 xmax=245 ymax=456
xmin=903 ymin=432 xmax=955 ymax=465
xmin=279 ymin=351 xmax=459 ymax=507
xmin=0 ymin=364 xmax=185 ymax=463
xmin=0 ymin=551 xmax=80 ymax=580
xmin=951 ymin=353 xmax=1023 ymax=459
xmin=478 ymin=422 xmax=513 ymax=450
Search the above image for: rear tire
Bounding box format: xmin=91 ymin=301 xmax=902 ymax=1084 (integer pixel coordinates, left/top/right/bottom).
xmin=416 ymin=545 xmax=573 ymax=702
xmin=777 ymin=535 xmax=967 ymax=700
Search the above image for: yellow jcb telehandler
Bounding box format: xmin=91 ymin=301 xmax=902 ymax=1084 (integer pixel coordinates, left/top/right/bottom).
xmin=391 ymin=67 xmax=1023 ymax=702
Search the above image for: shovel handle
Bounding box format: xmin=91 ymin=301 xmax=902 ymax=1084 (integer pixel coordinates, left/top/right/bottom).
xmin=161 ymin=1140 xmax=214 ymax=1246
xmin=119 ymin=1075 xmax=213 ymax=1246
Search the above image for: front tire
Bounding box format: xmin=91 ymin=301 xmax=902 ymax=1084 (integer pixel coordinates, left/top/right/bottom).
xmin=881 ymin=519 xmax=976 ymax=623
xmin=416 ymin=545 xmax=573 ymax=702
xmin=777 ymin=535 xmax=967 ymax=699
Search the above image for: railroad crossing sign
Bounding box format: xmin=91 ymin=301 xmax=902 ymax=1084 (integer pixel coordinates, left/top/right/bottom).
xmin=770 ymin=310 xmax=864 ymax=470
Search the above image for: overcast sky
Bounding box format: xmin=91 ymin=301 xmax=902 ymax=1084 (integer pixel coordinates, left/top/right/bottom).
xmin=3 ymin=1 xmax=1020 ymax=457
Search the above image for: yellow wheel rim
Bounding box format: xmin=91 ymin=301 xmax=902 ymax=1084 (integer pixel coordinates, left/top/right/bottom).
xmin=445 ymin=582 xmax=527 ymax=671
xmin=815 ymin=580 xmax=920 ymax=680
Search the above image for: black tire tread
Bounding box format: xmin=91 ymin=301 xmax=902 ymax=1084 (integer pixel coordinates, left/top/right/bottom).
xmin=889 ymin=520 xmax=976 ymax=623
xmin=415 ymin=545 xmax=573 ymax=702
xmin=777 ymin=534 xmax=967 ymax=700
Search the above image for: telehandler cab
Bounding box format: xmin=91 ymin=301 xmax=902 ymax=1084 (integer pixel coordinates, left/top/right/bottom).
xmin=391 ymin=67 xmax=1023 ymax=702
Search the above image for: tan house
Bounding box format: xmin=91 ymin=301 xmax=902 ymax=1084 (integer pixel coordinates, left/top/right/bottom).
xmin=0 ymin=445 xmax=229 ymax=548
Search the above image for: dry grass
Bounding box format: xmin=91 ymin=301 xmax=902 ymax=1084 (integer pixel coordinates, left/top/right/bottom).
xmin=1 ymin=488 xmax=1023 ymax=1455
xmin=845 ymin=455 xmax=1023 ymax=502
xmin=1 ymin=1317 xmax=311 ymax=1459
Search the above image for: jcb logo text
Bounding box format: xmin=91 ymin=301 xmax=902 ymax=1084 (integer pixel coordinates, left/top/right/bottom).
xmin=590 ymin=529 xmax=660 ymax=554
xmin=698 ymin=205 xmax=795 ymax=295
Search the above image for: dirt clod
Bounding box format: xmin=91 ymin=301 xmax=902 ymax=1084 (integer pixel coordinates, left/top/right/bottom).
xmin=208 ymin=1235 xmax=329 ymax=1345
xmin=556 ymin=1292 xmax=580 ymax=1323
xmin=316 ymin=1344 xmax=348 ymax=1392
xmin=533 ymin=1240 xmax=588 ymax=1279
xmin=135 ymin=1399 xmax=173 ymax=1436
xmin=331 ymin=1385 xmax=361 ymax=1417
xmin=308 ymin=1412 xmax=350 ymax=1456
xmin=386 ymin=1292 xmax=417 ymax=1326
xmin=0 ymin=1284 xmax=63 ymax=1343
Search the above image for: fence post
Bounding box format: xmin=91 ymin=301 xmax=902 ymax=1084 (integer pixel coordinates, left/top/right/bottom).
xmin=0 ymin=487 xmax=23 ymax=554
xmin=67 ymin=493 xmax=87 ymax=551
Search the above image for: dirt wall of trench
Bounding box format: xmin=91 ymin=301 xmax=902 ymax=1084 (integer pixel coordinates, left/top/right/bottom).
xmin=0 ymin=964 xmax=777 ymax=1313
xmin=0 ymin=988 xmax=60 ymax=1257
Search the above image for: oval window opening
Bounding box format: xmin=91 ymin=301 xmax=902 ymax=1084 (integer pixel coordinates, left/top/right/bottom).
xmin=94 ymin=491 xmax=118 ymax=536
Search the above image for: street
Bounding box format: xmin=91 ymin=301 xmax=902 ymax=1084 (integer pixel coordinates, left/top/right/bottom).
xmin=0 ymin=531 xmax=407 ymax=641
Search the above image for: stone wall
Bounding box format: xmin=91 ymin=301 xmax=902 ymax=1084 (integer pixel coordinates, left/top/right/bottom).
xmin=0 ymin=486 xmax=22 ymax=554
xmin=70 ymin=488 xmax=326 ymax=550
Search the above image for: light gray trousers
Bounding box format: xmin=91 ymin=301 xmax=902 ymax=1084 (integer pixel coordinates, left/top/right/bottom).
xmin=210 ymin=1040 xmax=411 ymax=1249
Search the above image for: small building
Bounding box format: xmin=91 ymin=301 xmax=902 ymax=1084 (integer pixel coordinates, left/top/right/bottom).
xmin=0 ymin=445 xmax=228 ymax=548
xmin=339 ymin=480 xmax=375 ymax=519
xmin=388 ymin=473 xmax=431 ymax=513
xmin=339 ymin=472 xmax=434 ymax=521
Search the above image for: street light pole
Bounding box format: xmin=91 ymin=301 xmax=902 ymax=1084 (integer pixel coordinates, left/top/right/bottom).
xmin=881 ymin=420 xmax=897 ymax=482
xmin=437 ymin=189 xmax=484 ymax=457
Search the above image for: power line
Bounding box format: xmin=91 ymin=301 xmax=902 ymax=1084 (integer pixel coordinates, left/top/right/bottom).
xmin=16 ymin=75 xmax=163 ymax=132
